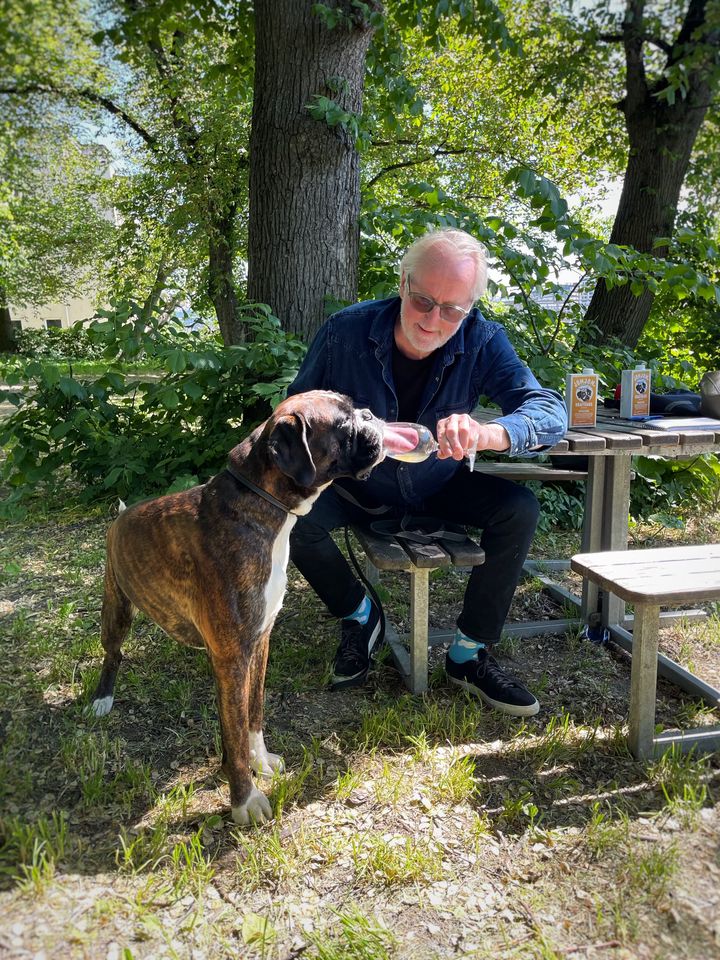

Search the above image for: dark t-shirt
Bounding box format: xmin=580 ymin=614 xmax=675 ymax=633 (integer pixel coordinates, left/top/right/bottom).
xmin=392 ymin=342 xmax=435 ymax=422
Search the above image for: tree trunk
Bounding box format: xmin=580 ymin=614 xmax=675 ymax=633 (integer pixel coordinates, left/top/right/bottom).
xmin=248 ymin=0 xmax=376 ymax=341
xmin=583 ymin=110 xmax=704 ymax=347
xmin=141 ymin=257 xmax=169 ymax=325
xmin=209 ymin=207 xmax=244 ymax=345
xmin=582 ymin=0 xmax=719 ymax=348
xmin=0 ymin=287 xmax=17 ymax=353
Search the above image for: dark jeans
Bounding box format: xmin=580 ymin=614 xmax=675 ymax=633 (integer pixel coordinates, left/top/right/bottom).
xmin=289 ymin=469 xmax=540 ymax=644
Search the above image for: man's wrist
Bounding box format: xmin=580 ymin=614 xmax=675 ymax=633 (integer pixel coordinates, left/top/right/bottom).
xmin=485 ymin=424 xmax=511 ymax=452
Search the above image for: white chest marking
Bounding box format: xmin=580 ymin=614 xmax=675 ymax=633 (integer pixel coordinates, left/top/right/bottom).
xmin=261 ymin=513 xmax=297 ymax=635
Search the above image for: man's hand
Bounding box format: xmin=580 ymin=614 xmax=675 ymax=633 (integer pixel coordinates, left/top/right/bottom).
xmin=436 ymin=414 xmax=510 ymax=460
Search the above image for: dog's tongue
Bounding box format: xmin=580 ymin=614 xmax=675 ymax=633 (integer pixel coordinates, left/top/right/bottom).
xmin=382 ymin=424 xmax=420 ymax=455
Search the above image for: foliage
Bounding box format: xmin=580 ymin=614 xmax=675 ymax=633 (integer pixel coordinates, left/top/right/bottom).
xmin=639 ymin=209 xmax=720 ymax=386
xmin=3 ymin=0 xmax=720 ymax=350
xmin=0 ymin=302 xmax=306 ymax=518
xmin=11 ymin=326 xmax=107 ymax=362
xmin=631 ymin=455 xmax=720 ymax=523
xmin=532 ymin=482 xmax=584 ymax=534
xmin=0 ymin=0 xmax=116 ymax=311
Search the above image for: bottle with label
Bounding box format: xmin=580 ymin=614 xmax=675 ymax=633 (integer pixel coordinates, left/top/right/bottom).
xmin=566 ymin=367 xmax=598 ymax=428
xmin=620 ymin=363 xmax=651 ymax=419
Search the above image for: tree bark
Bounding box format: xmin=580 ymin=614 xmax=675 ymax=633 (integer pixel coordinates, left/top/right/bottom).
xmin=248 ymin=0 xmax=376 ymax=341
xmin=0 ymin=287 xmax=17 ymax=353
xmin=208 ymin=206 xmax=244 ymax=345
xmin=141 ymin=257 xmax=169 ymax=324
xmin=582 ymin=0 xmax=720 ymax=348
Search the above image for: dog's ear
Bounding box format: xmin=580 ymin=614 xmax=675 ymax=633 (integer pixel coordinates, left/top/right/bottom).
xmin=268 ymin=414 xmax=317 ymax=487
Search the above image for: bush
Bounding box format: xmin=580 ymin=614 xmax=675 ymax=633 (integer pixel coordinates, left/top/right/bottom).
xmin=631 ymin=454 xmax=720 ymax=522
xmin=0 ymin=300 xmax=307 ymax=517
xmin=13 ymin=326 xmax=106 ymax=362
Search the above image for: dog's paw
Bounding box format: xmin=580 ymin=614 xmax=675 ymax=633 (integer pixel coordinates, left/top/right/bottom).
xmin=249 ymin=750 xmax=285 ymax=777
xmin=231 ymin=787 xmax=272 ymax=826
xmin=91 ymin=695 xmax=114 ymax=717
xmin=249 ymin=730 xmax=285 ymax=777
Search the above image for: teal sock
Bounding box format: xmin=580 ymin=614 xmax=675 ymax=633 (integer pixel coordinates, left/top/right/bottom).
xmin=344 ymin=594 xmax=371 ymax=625
xmin=448 ymin=629 xmax=486 ymax=664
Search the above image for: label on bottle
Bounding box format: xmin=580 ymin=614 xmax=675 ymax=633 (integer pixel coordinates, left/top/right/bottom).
xmin=620 ymin=368 xmax=651 ymax=418
xmin=566 ymin=372 xmax=597 ymax=427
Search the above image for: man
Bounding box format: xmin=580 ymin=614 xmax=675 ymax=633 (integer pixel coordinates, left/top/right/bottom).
xmin=288 ymin=228 xmax=567 ymax=716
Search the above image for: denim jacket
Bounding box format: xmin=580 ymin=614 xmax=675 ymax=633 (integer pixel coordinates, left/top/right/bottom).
xmin=288 ymin=296 xmax=567 ymax=510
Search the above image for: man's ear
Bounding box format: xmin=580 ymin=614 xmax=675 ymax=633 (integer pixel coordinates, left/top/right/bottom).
xmin=268 ymin=414 xmax=317 ymax=487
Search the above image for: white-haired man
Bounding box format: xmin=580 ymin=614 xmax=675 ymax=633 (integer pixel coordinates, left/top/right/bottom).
xmin=288 ymin=228 xmax=567 ymax=715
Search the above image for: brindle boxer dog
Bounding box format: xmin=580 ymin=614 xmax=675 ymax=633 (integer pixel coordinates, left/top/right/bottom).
xmin=90 ymin=390 xmax=385 ymax=825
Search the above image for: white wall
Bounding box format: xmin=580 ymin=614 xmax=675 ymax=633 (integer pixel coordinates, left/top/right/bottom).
xmin=11 ymin=297 xmax=98 ymax=330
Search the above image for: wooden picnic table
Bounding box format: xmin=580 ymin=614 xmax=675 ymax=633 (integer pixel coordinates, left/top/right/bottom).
xmin=473 ymin=406 xmax=720 ymax=710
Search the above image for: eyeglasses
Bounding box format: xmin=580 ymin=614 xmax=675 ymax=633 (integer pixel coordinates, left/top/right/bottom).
xmin=405 ymin=277 xmax=472 ymax=326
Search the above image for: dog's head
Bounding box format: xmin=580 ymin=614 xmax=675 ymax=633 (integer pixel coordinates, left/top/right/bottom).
xmin=266 ymin=390 xmax=384 ymax=490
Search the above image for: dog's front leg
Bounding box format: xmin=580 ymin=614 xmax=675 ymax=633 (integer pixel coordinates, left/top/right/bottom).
xmin=213 ymin=661 xmax=272 ymax=826
xmin=248 ymin=629 xmax=284 ymax=777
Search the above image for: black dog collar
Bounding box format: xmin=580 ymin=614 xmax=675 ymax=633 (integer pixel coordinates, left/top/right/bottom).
xmin=224 ymin=463 xmax=296 ymax=515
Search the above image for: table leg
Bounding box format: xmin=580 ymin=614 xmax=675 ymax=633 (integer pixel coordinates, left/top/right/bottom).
xmin=409 ymin=568 xmax=429 ymax=695
xmin=580 ymin=455 xmax=606 ymax=620
xmin=601 ymin=453 xmax=631 ymax=628
xmin=628 ymin=602 xmax=660 ymax=759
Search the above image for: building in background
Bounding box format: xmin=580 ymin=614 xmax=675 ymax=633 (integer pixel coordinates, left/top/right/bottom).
xmin=11 ymin=296 xmax=99 ymax=332
xmin=9 ymin=144 xmax=117 ymax=334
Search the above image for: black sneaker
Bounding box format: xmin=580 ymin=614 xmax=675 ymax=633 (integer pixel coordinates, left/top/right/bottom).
xmin=445 ymin=649 xmax=539 ymax=716
xmin=330 ymin=601 xmax=383 ymax=690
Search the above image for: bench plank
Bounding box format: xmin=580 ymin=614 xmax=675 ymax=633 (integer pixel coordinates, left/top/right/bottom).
xmin=571 ymin=545 xmax=720 ymax=604
xmin=352 ymin=527 xmax=413 ymax=571
xmin=474 ymin=463 xmax=588 ymax=480
xmin=441 ymin=534 xmax=485 ymax=567
xmin=398 ymin=539 xmax=452 ymax=569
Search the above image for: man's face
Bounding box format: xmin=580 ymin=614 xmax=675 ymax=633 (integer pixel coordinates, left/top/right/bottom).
xmin=395 ymin=255 xmax=476 ymax=360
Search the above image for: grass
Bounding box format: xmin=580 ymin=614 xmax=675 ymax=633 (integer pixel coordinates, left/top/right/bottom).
xmin=1 ymin=498 xmax=719 ymax=957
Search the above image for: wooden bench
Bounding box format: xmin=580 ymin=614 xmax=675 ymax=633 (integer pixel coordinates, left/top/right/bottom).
xmin=351 ymin=524 xmax=485 ymax=694
xmin=350 ymin=462 xmax=589 ymax=694
xmin=571 ymin=545 xmax=720 ymax=759
xmin=474 ymin=462 xmax=587 ymax=482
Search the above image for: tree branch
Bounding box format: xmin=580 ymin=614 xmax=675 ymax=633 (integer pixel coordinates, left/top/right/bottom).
xmin=598 ymin=31 xmax=671 ymax=54
xmin=0 ymin=82 xmax=157 ymax=147
xmin=549 ymin=271 xmax=589 ymax=353
xmin=123 ymin=0 xmax=201 ymax=163
xmin=366 ymin=146 xmax=470 ymax=187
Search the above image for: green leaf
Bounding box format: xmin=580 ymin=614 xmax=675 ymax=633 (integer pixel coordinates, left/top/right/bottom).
xmin=166 ymin=349 xmax=188 ymax=373
xmin=242 ymin=914 xmax=277 ymax=948
xmin=42 ymin=365 xmax=62 ymax=386
xmin=165 ymin=474 xmax=199 ymax=494
xmin=103 ymin=466 xmax=124 ymax=488
xmin=159 ymin=389 xmax=180 ymax=409
xmin=50 ymin=421 xmax=74 ymax=440
xmin=182 ymin=381 xmax=205 ymax=400
xmin=58 ymin=377 xmax=87 ymax=400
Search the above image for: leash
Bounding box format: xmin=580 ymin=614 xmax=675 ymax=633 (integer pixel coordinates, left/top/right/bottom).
xmin=368 ymin=515 xmax=468 ymax=546
xmin=224 ymin=463 xmax=296 ymax=515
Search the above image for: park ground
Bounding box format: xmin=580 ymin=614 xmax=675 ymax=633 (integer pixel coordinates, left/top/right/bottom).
xmin=1 ymin=494 xmax=719 ymax=959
